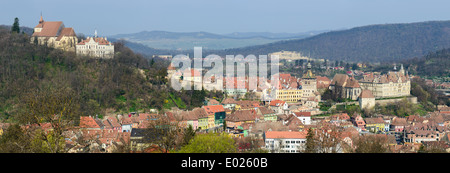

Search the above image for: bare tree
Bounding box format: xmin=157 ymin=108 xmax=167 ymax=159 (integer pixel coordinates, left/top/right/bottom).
xmin=19 ymin=87 xmax=80 ymax=153
xmin=145 ymin=114 xmax=185 ymax=153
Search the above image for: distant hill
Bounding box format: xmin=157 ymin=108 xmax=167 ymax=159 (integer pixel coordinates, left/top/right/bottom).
xmin=0 ymin=25 xmax=34 ymax=35
xmin=212 ymin=20 xmax=450 ymax=63
xmin=108 ymin=30 xmax=323 ymax=51
xmin=402 ymin=48 xmax=450 ymax=77
xmin=223 ymin=31 xmax=328 ymax=39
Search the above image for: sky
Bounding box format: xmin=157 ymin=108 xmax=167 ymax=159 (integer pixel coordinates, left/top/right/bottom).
xmin=1 ymin=0 xmax=450 ymax=36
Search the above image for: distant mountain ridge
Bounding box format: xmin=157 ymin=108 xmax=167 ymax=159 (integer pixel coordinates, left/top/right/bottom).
xmin=213 ymin=20 xmax=450 ymax=63
xmin=108 ymin=30 xmax=325 ymax=50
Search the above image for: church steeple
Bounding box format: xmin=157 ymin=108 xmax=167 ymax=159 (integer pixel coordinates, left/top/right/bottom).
xmin=399 ymin=64 xmax=405 ymax=75
xmin=302 ymin=62 xmax=315 ymax=79
xmin=39 ymin=12 xmax=44 ymax=24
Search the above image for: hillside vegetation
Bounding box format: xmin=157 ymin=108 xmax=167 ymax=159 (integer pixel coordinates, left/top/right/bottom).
xmin=0 ymin=27 xmax=228 ymax=124
xmin=212 ymin=21 xmax=450 ymax=63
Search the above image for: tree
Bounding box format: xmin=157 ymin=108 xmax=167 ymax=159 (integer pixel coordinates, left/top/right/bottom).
xmin=0 ymin=124 xmax=32 ymax=153
xmin=304 ymin=128 xmax=317 ymax=153
xmin=177 ymin=133 xmax=236 ymax=153
xmin=145 ymin=114 xmax=185 ymax=153
xmin=182 ymin=124 xmax=196 ymax=146
xmin=18 ymin=87 xmax=80 ymax=153
xmin=11 ymin=17 xmax=20 ymax=33
xmin=351 ymin=135 xmax=389 ymax=153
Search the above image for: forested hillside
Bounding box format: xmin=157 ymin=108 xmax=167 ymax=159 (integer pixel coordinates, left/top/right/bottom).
xmin=0 ymin=28 xmax=220 ymax=123
xmin=213 ymin=21 xmax=450 ymax=63
xmin=402 ymin=48 xmax=450 ymax=77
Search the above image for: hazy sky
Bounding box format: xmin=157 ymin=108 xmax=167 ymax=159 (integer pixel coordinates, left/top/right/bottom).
xmin=1 ymin=0 xmax=450 ymax=36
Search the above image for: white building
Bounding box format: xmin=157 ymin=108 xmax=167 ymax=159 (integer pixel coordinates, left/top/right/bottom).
xmin=76 ymin=31 xmax=114 ymax=59
xmin=292 ymin=112 xmax=312 ymax=125
xmin=264 ymin=131 xmax=307 ymax=153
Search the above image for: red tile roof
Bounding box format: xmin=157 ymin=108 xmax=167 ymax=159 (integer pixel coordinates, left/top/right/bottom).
xmin=293 ymin=112 xmax=311 ymax=117
xmin=265 ymin=131 xmax=307 ymax=139
xmin=32 ymin=21 xmax=63 ymax=37
xmin=77 ymin=36 xmax=111 ymax=45
xmin=269 ymin=100 xmax=286 ymax=107
xmin=79 ymin=116 xmax=100 ymax=129
xmin=56 ymin=27 xmax=76 ymax=41
xmin=204 ymin=105 xmax=225 ymax=115
xmin=359 ymin=89 xmax=374 ymax=98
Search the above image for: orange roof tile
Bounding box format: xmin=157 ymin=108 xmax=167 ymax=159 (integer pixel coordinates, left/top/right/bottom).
xmin=265 ymin=131 xmax=307 ymax=139
xmin=32 ymin=21 xmax=63 ymax=37
xmin=203 ymin=105 xmax=225 ymax=115
xmin=79 ymin=116 xmax=100 ymax=129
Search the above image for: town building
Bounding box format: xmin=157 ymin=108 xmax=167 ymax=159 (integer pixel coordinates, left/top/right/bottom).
xmin=274 ymin=73 xmax=303 ymax=103
xmin=403 ymin=122 xmax=447 ymax=143
xmin=329 ymin=74 xmax=361 ymax=100
xmin=359 ymin=89 xmax=375 ymax=110
xmin=301 ymin=63 xmax=318 ymax=99
xmin=31 ymin=15 xmax=77 ymax=51
xmin=76 ymin=31 xmax=114 ymax=58
xmin=264 ymin=131 xmax=307 ymax=153
xmin=359 ymin=64 xmax=410 ymax=99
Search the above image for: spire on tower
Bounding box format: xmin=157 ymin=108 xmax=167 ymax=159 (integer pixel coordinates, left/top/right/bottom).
xmin=39 ymin=12 xmax=44 ymax=24
xmin=94 ymin=29 xmax=98 ymax=38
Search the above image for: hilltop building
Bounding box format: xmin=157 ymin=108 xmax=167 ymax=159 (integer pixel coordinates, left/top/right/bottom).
xmin=31 ymin=15 xmax=78 ymax=51
xmin=359 ymin=64 xmax=410 ymax=99
xmin=76 ymin=30 xmax=114 ymax=58
xmin=329 ymin=74 xmax=361 ymax=100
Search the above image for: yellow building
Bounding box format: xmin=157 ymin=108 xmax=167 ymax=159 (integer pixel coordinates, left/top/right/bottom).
xmin=276 ymin=89 xmax=303 ymax=103
xmin=364 ymin=117 xmax=386 ymax=133
xmin=359 ymin=65 xmax=410 ymax=99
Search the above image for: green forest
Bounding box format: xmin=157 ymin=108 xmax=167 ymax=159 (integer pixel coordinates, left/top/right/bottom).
xmin=0 ymin=27 xmax=222 ymax=124
xmin=209 ymin=21 xmax=450 ymax=63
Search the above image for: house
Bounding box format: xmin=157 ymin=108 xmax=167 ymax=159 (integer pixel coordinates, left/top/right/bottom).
xmin=406 ymin=115 xmax=426 ymax=125
xmin=351 ymin=113 xmax=366 ymax=131
xmin=221 ymin=98 xmax=237 ymax=110
xmin=282 ymin=114 xmax=305 ymax=131
xmin=390 ymin=117 xmax=407 ymax=132
xmin=328 ymin=113 xmax=350 ymax=126
xmin=264 ymin=131 xmax=307 ymax=153
xmin=106 ymin=116 xmax=122 ymax=132
xmin=203 ymin=105 xmax=226 ymax=129
xmin=268 ymin=100 xmax=288 ymax=114
xmin=256 ymin=106 xmax=277 ymax=122
xmin=174 ymin=107 xmax=206 ymax=130
xmin=235 ymin=100 xmax=260 ymax=111
xmin=365 ymin=117 xmax=386 ymax=133
xmin=403 ymin=122 xmax=447 ymax=144
xmin=79 ymin=116 xmax=101 ymax=130
xmin=121 ymin=117 xmax=133 ymax=132
xmin=292 ymin=112 xmax=312 ymax=125
xmin=316 ymin=76 xmax=331 ymax=90
xmin=225 ymin=110 xmax=260 ymax=129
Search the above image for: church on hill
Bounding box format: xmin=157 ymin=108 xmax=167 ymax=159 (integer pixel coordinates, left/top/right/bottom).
xmin=30 ymin=15 xmax=78 ymax=52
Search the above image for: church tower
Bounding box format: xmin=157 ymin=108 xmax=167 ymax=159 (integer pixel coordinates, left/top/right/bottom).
xmin=301 ymin=62 xmax=317 ymax=99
